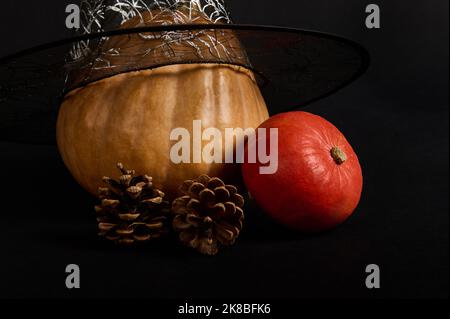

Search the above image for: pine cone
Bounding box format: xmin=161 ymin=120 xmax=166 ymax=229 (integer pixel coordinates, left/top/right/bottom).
xmin=95 ymin=163 xmax=170 ymax=245
xmin=172 ymin=175 xmax=245 ymax=255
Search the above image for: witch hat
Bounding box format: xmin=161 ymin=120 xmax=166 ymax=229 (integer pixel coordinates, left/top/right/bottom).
xmin=0 ymin=0 xmax=368 ymax=145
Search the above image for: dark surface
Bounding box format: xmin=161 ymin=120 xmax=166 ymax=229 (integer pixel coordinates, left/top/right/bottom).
xmin=0 ymin=0 xmax=448 ymax=299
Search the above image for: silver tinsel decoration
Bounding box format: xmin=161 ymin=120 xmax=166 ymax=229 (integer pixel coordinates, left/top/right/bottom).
xmin=65 ymin=0 xmax=248 ymax=91
xmin=70 ymin=0 xmax=231 ymax=59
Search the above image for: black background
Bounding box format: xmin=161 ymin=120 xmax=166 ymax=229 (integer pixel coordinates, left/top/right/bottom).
xmin=0 ymin=0 xmax=448 ymax=300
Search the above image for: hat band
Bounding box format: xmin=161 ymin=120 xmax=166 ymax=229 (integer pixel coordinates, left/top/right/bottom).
xmin=64 ymin=0 xmax=250 ymax=92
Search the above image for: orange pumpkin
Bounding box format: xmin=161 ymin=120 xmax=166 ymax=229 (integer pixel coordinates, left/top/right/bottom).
xmin=57 ymin=63 xmax=269 ymax=198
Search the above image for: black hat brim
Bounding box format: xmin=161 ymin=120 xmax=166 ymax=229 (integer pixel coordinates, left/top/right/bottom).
xmin=0 ymin=24 xmax=369 ymax=145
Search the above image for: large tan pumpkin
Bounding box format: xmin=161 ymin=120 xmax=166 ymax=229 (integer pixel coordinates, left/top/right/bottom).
xmin=57 ymin=63 xmax=269 ymax=198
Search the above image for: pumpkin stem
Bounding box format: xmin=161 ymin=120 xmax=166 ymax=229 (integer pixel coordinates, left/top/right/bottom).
xmin=331 ymin=147 xmax=347 ymax=165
